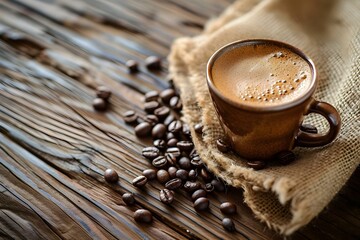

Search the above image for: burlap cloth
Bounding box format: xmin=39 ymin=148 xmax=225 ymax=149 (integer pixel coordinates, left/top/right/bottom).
xmin=169 ymin=0 xmax=360 ymax=235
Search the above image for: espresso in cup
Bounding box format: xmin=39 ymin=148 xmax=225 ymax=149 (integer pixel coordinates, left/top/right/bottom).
xmin=212 ymin=44 xmax=312 ymax=106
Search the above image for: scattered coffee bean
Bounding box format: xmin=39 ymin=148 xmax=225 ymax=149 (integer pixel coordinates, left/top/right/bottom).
xmin=145 ymin=56 xmax=161 ymax=70
xmin=159 ymin=189 xmax=174 ymax=204
xmin=152 ymin=123 xmax=167 ymax=139
xmin=157 ymin=169 xmax=170 ymax=183
xmin=188 ymin=169 xmax=198 ymax=180
xmin=142 ymin=169 xmax=157 ymax=180
xmin=168 ymin=120 xmax=182 ymax=133
xmin=93 ymin=98 xmax=107 ymax=111
xmin=177 ymin=141 xmax=194 ymax=152
xmin=220 ymin=202 xmax=237 ymax=215
xmin=191 ymin=189 xmax=207 ymax=201
xmin=160 ymin=88 xmax=176 ymax=103
xmin=167 ymin=138 xmax=178 ymax=147
xmin=144 ymin=90 xmax=159 ymax=102
xmin=96 ymin=86 xmax=112 ymax=100
xmin=144 ymin=115 xmax=159 ymax=126
xmin=135 ymin=122 xmax=152 ymax=137
xmin=204 ymin=183 xmax=214 ymax=193
xmin=178 ymin=157 xmax=191 ymax=169
xmin=126 ymin=59 xmax=138 ymax=73
xmin=142 ymin=146 xmax=160 ymax=160
xmin=194 ymin=123 xmax=203 ymax=134
xmin=222 ymin=218 xmax=235 ymax=232
xmin=183 ymin=181 xmax=201 ymax=192
xmin=193 ymin=197 xmax=209 ymax=211
xmin=165 ymin=153 xmax=176 ymax=165
xmin=122 ymin=193 xmax=135 ymax=205
xmin=216 ymin=139 xmax=230 ymax=153
xmin=144 ymin=101 xmax=160 ymax=114
xmin=134 ymin=209 xmax=152 ymax=223
xmin=168 ymin=166 xmax=177 ymax=178
xmin=123 ymin=110 xmax=138 ymax=124
xmin=246 ymin=160 xmax=266 ymax=170
xmin=211 ymin=179 xmax=225 ymax=192
xmin=163 ymin=114 xmax=176 ymax=126
xmin=154 ymin=106 xmax=170 ymax=119
xmin=169 ymin=96 xmax=182 ymax=110
xmin=190 ymin=155 xmax=203 ymax=168
xmin=275 ymin=151 xmax=296 ymax=165
xmin=132 ymin=176 xmax=147 ymax=188
xmin=200 ymin=168 xmax=213 ymax=182
xmin=104 ymin=169 xmax=118 ymax=183
xmin=165 ymin=178 xmax=182 ymax=190
xmin=176 ymin=169 xmax=188 ymax=181
xmin=166 ymin=147 xmax=181 ymax=158
xmin=300 ymin=124 xmax=318 ymax=134
xmin=153 ymin=139 xmax=166 ymax=150
xmin=182 ymin=124 xmax=191 ymax=138
xmin=152 ymin=156 xmax=168 ymax=168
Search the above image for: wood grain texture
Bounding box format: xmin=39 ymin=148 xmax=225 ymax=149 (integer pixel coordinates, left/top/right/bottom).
xmin=0 ymin=0 xmax=359 ymax=239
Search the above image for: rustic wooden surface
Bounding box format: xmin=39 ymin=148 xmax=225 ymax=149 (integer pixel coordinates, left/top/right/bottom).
xmin=0 ymin=0 xmax=359 ymax=239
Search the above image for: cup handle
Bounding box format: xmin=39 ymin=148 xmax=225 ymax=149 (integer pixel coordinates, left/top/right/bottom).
xmin=296 ymin=99 xmax=341 ymax=147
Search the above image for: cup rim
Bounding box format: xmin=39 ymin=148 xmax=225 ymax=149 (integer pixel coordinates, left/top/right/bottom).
xmin=206 ymin=39 xmax=317 ymax=112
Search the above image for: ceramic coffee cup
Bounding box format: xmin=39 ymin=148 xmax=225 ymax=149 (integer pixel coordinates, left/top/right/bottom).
xmin=207 ymin=39 xmax=341 ymax=160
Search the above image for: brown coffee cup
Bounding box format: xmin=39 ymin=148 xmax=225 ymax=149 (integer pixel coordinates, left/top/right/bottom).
xmin=207 ymin=39 xmax=341 ymax=160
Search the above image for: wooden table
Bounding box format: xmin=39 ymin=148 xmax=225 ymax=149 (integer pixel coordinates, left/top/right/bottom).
xmin=0 ymin=0 xmax=359 ymax=239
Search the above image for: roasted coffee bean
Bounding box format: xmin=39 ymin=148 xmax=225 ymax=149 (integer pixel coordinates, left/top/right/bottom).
xmin=204 ymin=183 xmax=214 ymax=193
xmin=188 ymin=169 xmax=198 ymax=180
xmin=122 ymin=193 xmax=135 ymax=205
xmin=183 ymin=181 xmax=201 ymax=192
xmin=168 ymin=120 xmax=182 ymax=133
xmin=157 ymin=169 xmax=170 ymax=183
xmin=153 ymin=139 xmax=166 ymax=150
xmin=123 ymin=110 xmax=138 ymax=124
xmin=177 ymin=141 xmax=194 ymax=152
xmin=142 ymin=147 xmax=160 ymax=160
xmin=167 ymin=138 xmax=178 ymax=147
xmin=220 ymin=202 xmax=237 ymax=215
xmin=211 ymin=179 xmax=225 ymax=192
xmin=168 ymin=166 xmax=177 ymax=178
xmin=104 ymin=169 xmax=118 ymax=183
xmin=96 ymin=86 xmax=112 ymax=100
xmin=144 ymin=91 xmax=159 ymax=102
xmin=246 ymin=160 xmax=266 ymax=170
xmin=193 ymin=197 xmax=209 ymax=211
xmin=134 ymin=209 xmax=152 ymax=223
xmin=178 ymin=157 xmax=191 ymax=169
xmin=135 ymin=122 xmax=152 ymax=137
xmin=165 ymin=178 xmax=182 ymax=190
xmin=126 ymin=59 xmax=138 ymax=73
xmin=189 ymin=149 xmax=198 ymax=158
xmin=132 ymin=176 xmax=147 ymax=188
xmin=159 ymin=189 xmax=174 ymax=204
xmin=142 ymin=169 xmax=157 ymax=180
xmin=152 ymin=123 xmax=166 ymax=139
xmin=166 ymin=147 xmax=181 ymax=158
xmin=200 ymin=168 xmax=213 ymax=182
xmin=93 ymin=98 xmax=107 ymax=111
xmin=145 ymin=56 xmax=161 ymax=70
xmin=144 ymin=101 xmax=160 ymax=113
xmin=191 ymin=189 xmax=207 ymax=201
xmin=216 ymin=139 xmax=230 ymax=153
xmin=275 ymin=151 xmax=296 ymax=165
xmin=154 ymin=106 xmax=170 ymax=119
xmin=190 ymin=155 xmax=203 ymax=168
xmin=166 ymin=132 xmax=176 ymax=140
xmin=176 ymin=169 xmax=188 ymax=181
xmin=222 ymin=218 xmax=235 ymax=232
xmin=163 ymin=114 xmax=176 ymax=126
xmin=169 ymin=96 xmax=182 ymax=110
xmin=182 ymin=124 xmax=191 ymax=137
xmin=152 ymin=156 xmax=168 ymax=168
xmin=160 ymin=89 xmax=176 ymax=103
xmin=144 ymin=115 xmax=159 ymax=126
xmin=300 ymin=124 xmax=318 ymax=134
xmin=194 ymin=123 xmax=203 ymax=134
xmin=165 ymin=153 xmax=176 ymax=165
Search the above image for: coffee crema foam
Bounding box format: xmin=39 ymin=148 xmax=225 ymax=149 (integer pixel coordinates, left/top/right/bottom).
xmin=211 ymin=43 xmax=312 ymax=106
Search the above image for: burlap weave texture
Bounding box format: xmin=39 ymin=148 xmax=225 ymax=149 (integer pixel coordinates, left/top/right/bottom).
xmin=169 ymin=0 xmax=360 ymax=235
